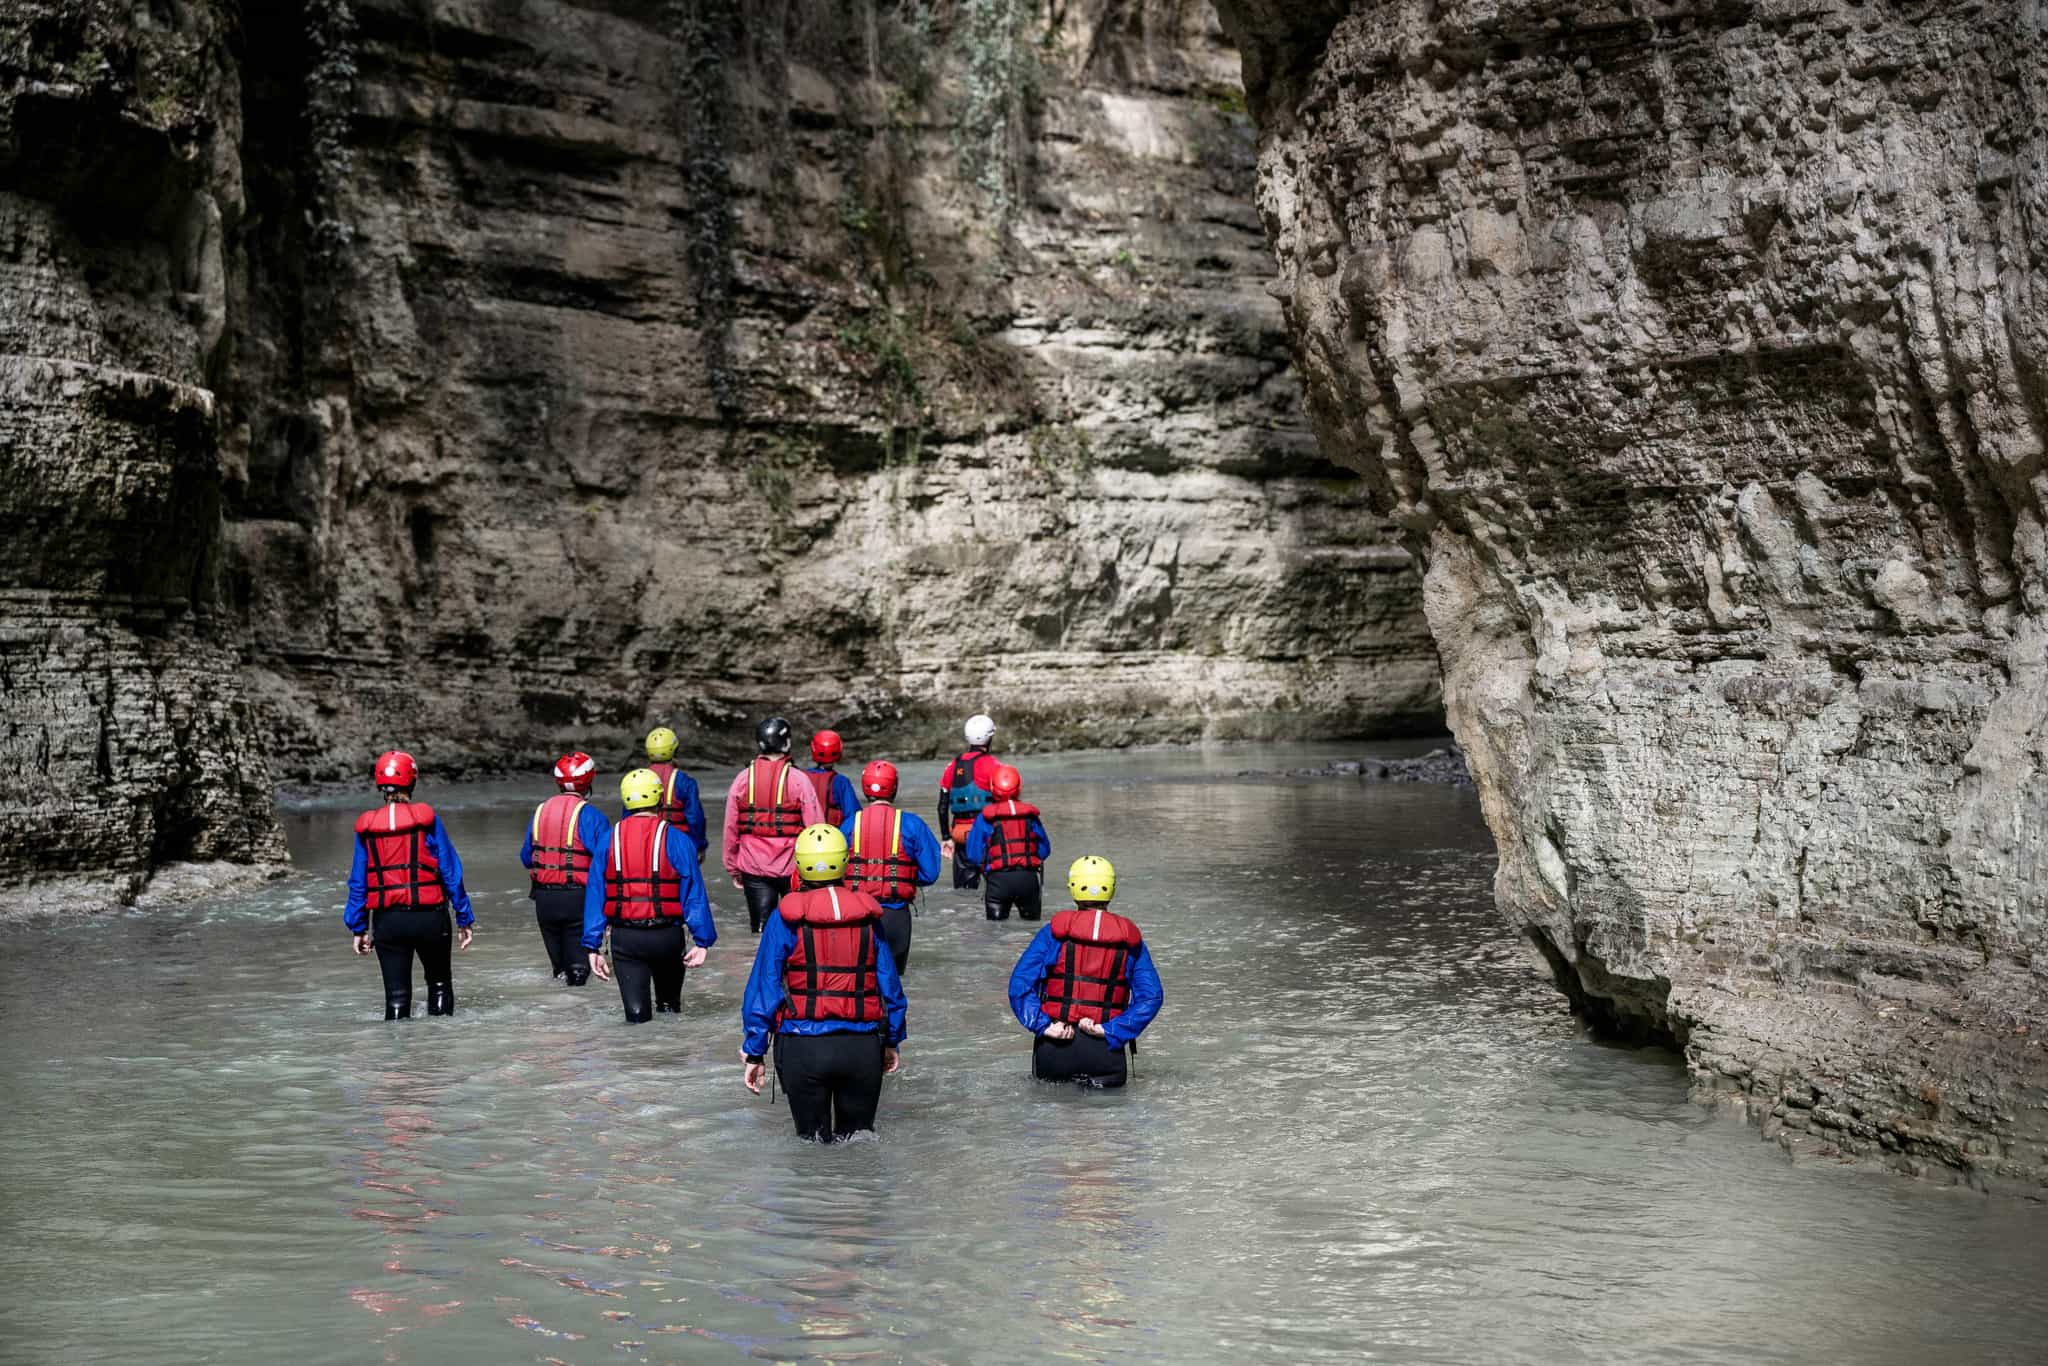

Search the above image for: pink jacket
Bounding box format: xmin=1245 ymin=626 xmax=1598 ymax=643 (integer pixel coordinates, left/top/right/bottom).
xmin=721 ymin=759 xmax=826 ymax=880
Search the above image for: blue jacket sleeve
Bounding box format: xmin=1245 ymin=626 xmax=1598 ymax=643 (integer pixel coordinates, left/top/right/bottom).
xmin=669 ymin=827 xmax=716 ymax=947
xmin=679 ymin=775 xmax=708 ymax=858
xmin=578 ymin=803 xmax=611 ymax=863
xmin=1007 ymin=927 xmax=1061 ymax=1034
xmin=344 ymin=837 xmax=369 ymax=933
xmin=875 ymin=939 xmax=908 ymax=1047
xmin=581 ymin=824 xmax=614 ymax=951
xmin=963 ymin=814 xmax=993 ymax=866
xmin=431 ymin=821 xmax=474 ymax=927
xmin=832 ymin=773 xmax=862 ymax=819
xmin=741 ymin=914 xmax=795 ymax=1057
xmin=1031 ymin=817 xmax=1051 ymax=860
xmin=519 ymin=814 xmax=535 ymax=869
xmin=1102 ymin=942 xmax=1163 ymax=1047
xmin=906 ymin=815 xmax=942 ymax=886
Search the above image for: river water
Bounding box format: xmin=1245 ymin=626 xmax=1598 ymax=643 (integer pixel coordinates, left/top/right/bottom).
xmin=3 ymin=744 xmax=2046 ymax=1364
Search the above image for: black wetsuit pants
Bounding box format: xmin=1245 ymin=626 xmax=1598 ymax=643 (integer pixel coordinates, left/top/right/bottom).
xmin=775 ymin=1032 xmax=885 ymax=1141
xmin=878 ymin=901 xmax=912 ymax=972
xmin=533 ymin=886 xmax=589 ymax=985
xmin=609 ymin=920 xmax=685 ymax=1024
xmin=373 ymin=907 xmax=453 ymax=1020
xmin=1032 ymin=1032 xmax=1128 ymax=1088
xmin=740 ymin=873 xmax=785 ymax=934
xmin=949 ymin=819 xmax=981 ymax=890
xmin=983 ymin=867 xmax=1042 ymax=921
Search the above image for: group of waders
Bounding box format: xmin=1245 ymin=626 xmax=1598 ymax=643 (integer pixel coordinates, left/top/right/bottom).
xmin=342 ymin=714 xmax=1163 ymax=1141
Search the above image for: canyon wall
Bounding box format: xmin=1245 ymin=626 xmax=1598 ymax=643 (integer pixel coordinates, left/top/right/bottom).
xmin=1216 ymin=0 xmax=2048 ymax=1186
xmin=225 ymin=0 xmax=1440 ymax=784
xmin=0 ymin=2 xmax=284 ymax=907
xmin=2 ymin=0 xmax=1437 ymax=901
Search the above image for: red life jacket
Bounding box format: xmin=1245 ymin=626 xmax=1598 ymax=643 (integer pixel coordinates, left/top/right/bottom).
xmin=1042 ymin=907 xmax=1142 ymax=1024
xmin=845 ymin=803 xmax=919 ymax=905
xmin=648 ymin=761 xmax=693 ymax=830
xmin=603 ymin=812 xmax=681 ymax=922
xmin=529 ymin=793 xmax=592 ymax=889
xmin=979 ymin=799 xmax=1043 ymax=871
xmin=354 ymin=802 xmax=447 ymax=910
xmin=736 ymin=757 xmax=806 ymax=839
xmin=805 ymin=768 xmax=844 ymax=825
xmin=778 ymin=886 xmax=888 ymax=1024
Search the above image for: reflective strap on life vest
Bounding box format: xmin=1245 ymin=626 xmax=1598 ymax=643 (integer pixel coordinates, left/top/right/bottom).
xmin=847 ymin=805 xmax=916 ymax=903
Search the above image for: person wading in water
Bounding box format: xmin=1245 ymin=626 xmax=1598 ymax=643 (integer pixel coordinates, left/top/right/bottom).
xmin=723 ymin=717 xmax=825 ymax=933
xmin=582 ymin=768 xmax=718 ymax=1023
xmin=520 ymin=751 xmax=608 ymax=985
xmin=1007 ymin=856 xmax=1162 ymax=1088
xmin=641 ymin=724 xmax=708 ymax=862
xmin=741 ymin=824 xmax=908 ymax=1141
xmin=938 ymin=713 xmax=1000 ymax=889
xmin=839 ymin=760 xmax=943 ymax=970
xmin=962 ymin=764 xmax=1049 ymax=922
xmin=344 ymin=750 xmax=475 ymax=1019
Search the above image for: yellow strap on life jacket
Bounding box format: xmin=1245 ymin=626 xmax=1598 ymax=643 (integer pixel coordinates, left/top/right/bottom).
xmin=533 ymin=797 xmax=587 ymax=849
xmin=889 ymin=806 xmax=903 ymax=856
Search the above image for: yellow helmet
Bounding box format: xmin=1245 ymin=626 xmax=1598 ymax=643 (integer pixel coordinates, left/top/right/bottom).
xmin=793 ymin=823 xmax=849 ymax=883
xmin=645 ymin=726 xmax=679 ymax=762
xmin=1068 ymin=855 xmax=1116 ymax=903
xmin=620 ymin=767 xmax=664 ymax=811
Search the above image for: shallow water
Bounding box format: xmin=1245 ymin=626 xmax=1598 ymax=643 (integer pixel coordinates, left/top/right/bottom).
xmin=4 ymin=743 xmax=2047 ymax=1365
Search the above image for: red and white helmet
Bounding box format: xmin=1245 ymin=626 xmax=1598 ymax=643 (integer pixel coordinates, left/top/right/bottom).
xmin=811 ymin=729 xmax=844 ymax=764
xmin=860 ymin=760 xmax=898 ymax=800
xmin=553 ymin=751 xmax=596 ymax=793
xmin=373 ymin=750 xmax=418 ymax=789
xmin=991 ymin=764 xmax=1022 ymax=799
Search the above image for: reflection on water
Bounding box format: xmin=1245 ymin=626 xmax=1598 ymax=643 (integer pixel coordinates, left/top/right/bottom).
xmin=3 ymin=743 xmax=2047 ymax=1364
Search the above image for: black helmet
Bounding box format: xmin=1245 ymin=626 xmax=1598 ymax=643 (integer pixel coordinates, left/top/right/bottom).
xmin=756 ymin=716 xmax=792 ymax=754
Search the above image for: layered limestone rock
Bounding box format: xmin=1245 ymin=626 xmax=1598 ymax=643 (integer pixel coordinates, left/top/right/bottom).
xmin=1216 ymin=0 xmax=2048 ymax=1185
xmin=0 ymin=3 xmax=284 ymax=908
xmin=223 ymin=0 xmax=1439 ymax=781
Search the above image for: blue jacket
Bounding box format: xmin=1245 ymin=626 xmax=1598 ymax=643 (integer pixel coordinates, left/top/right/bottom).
xmin=835 ymin=804 xmax=943 ymax=906
xmin=1008 ymin=925 xmax=1162 ymax=1048
xmin=741 ymin=904 xmax=908 ymax=1057
xmin=581 ymin=816 xmax=718 ymax=952
xmin=963 ymin=807 xmax=1050 ymax=869
xmin=804 ymin=767 xmax=863 ymax=822
xmin=632 ymin=769 xmax=708 ymax=859
xmin=518 ymin=795 xmax=614 ymax=883
xmin=345 ymin=814 xmax=473 ymax=932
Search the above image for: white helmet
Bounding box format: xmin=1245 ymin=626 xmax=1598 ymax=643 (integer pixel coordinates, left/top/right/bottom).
xmin=964 ymin=714 xmax=996 ymax=746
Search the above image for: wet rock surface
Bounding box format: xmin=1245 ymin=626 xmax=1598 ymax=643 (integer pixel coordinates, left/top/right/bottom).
xmin=0 ymin=3 xmax=285 ymax=907
xmin=223 ymin=0 xmax=1440 ymax=781
xmin=1214 ymin=0 xmax=2048 ymax=1186
xmin=1235 ymin=742 xmax=1472 ymax=785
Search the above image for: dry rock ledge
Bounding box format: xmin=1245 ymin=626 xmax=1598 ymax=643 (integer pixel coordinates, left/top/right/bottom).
xmin=1214 ymin=0 xmax=2048 ymax=1189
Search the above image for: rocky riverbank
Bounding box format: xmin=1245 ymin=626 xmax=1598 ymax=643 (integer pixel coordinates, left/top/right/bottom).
xmin=1235 ymin=744 xmax=1471 ymax=786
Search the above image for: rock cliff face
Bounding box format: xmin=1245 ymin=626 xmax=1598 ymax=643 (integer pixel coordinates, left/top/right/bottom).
xmin=1216 ymin=0 xmax=2048 ymax=1185
xmin=224 ymin=0 xmax=1440 ymax=782
xmin=1 ymin=1 xmax=1437 ymax=901
xmin=0 ymin=2 xmax=285 ymax=907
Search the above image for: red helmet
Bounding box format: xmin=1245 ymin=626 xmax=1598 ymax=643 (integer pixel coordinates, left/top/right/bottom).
xmin=860 ymin=760 xmax=898 ymax=800
xmin=552 ymin=751 xmax=596 ymax=793
xmin=373 ymin=750 xmax=418 ymax=789
xmin=991 ymin=764 xmax=1022 ymax=799
xmin=811 ymin=729 xmax=844 ymax=764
